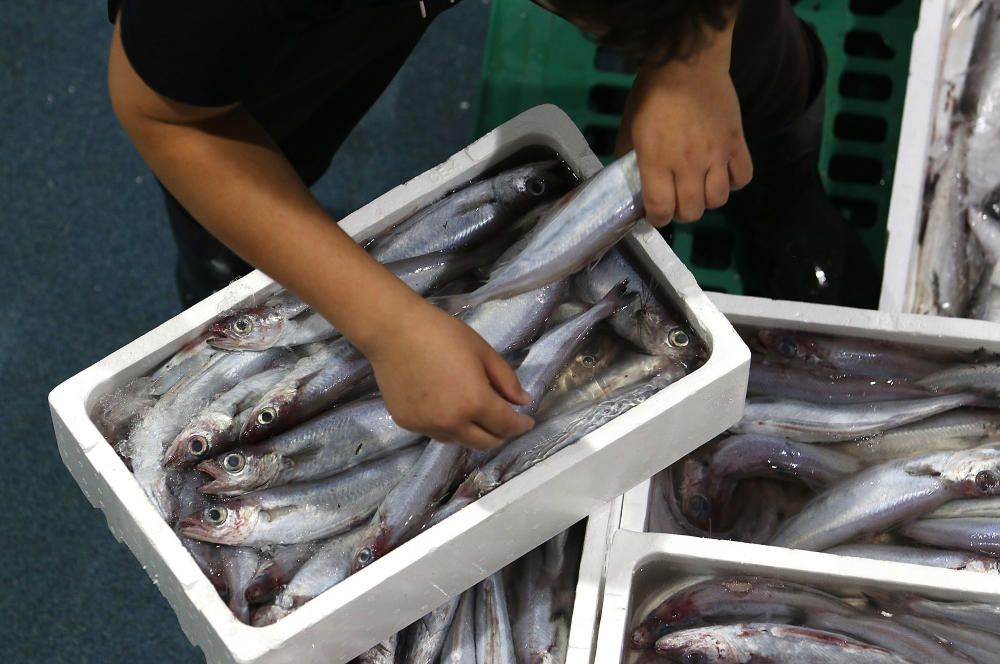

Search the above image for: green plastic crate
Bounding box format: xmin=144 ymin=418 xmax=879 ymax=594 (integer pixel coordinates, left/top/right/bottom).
xmin=476 ymin=0 xmax=920 ymax=295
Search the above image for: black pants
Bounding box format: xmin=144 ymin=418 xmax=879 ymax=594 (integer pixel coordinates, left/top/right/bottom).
xmin=164 ymin=0 xmax=820 ymax=304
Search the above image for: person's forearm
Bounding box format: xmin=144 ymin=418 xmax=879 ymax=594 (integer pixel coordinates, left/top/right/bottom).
xmin=109 ymin=39 xmax=420 ymax=358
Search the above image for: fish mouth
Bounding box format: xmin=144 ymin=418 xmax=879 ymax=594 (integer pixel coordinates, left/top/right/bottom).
xmin=178 ymin=516 xmax=228 ymax=545
xmin=195 ymin=460 xmax=242 ymax=495
xmin=162 ymin=437 xmax=190 ymax=468
xmin=206 ymin=335 xmax=243 ymax=351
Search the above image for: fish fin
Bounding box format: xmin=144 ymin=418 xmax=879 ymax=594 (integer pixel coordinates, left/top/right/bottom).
xmin=261 ymin=505 xmax=299 ymax=522
xmin=285 ymin=445 xmax=323 ymax=468
xmin=428 ymin=293 xmax=474 ymax=315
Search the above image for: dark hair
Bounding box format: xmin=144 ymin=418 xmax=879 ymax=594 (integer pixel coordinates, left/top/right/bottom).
xmin=543 ymin=0 xmax=740 ymax=65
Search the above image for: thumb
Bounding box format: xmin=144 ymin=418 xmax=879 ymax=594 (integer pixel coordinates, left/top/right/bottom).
xmin=482 ymin=350 xmax=531 ymax=406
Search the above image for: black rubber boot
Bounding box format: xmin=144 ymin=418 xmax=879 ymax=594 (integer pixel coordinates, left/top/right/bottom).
xmin=725 ymin=31 xmax=881 ymax=307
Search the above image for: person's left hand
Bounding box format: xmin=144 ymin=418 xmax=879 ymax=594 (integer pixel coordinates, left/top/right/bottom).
xmin=616 ymin=42 xmax=754 ymax=227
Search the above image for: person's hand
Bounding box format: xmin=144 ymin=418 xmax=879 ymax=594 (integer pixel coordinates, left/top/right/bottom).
xmin=615 ymin=27 xmax=753 ymax=227
xmin=365 ymin=299 xmax=535 ymax=449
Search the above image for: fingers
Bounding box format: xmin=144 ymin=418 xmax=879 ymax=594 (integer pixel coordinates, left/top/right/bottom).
xmin=455 ymin=423 xmax=503 ymax=451
xmin=476 ymin=391 xmax=535 ymax=440
xmin=705 ymin=164 xmax=731 ymax=210
xmin=728 ymin=139 xmax=754 ymax=190
xmin=637 ymin=149 xmax=677 ymax=228
xmin=673 ymin=170 xmax=707 ymax=223
xmin=483 ymin=350 xmax=531 ymax=406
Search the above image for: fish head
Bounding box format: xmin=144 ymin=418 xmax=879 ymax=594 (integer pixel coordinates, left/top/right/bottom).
xmin=196 ymin=450 xmax=281 ymax=495
xmin=252 ymin=603 xmax=293 ymax=627
xmin=653 ymin=627 xmax=735 ymax=663
xmin=678 ymin=459 xmax=713 ymax=528
xmin=496 ymin=160 xmax=572 ymax=207
xmin=240 ymin=385 xmax=297 ymax=444
xmin=756 ymin=329 xmax=819 ymax=365
xmin=179 ymin=500 xmax=258 ymax=546
xmin=350 ymin=522 xmax=387 ymax=574
xmin=945 ymin=448 xmax=1000 ymax=497
xmin=207 ymin=306 xmax=284 ymax=351
xmin=163 ymin=412 xmax=234 ymax=468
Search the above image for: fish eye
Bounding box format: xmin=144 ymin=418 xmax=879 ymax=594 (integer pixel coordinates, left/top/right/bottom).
xmin=205 ymin=506 xmax=228 ymax=525
xmin=668 ymin=328 xmax=690 ymax=348
xmin=356 ymin=547 xmax=374 ymax=567
xmin=232 ymin=315 xmax=253 ymax=336
xmin=526 ymin=176 xmax=546 ymax=197
xmin=777 ymin=335 xmax=798 ymax=357
xmin=685 ymin=653 xmax=708 ymax=664
xmin=224 ymin=453 xmax=246 ymax=474
xmin=257 ymin=407 xmax=277 ymax=426
xmin=581 ymin=354 xmax=596 ymax=368
xmin=188 ymin=435 xmax=208 ymax=457
xmin=976 ymin=469 xmax=1000 ymax=493
xmin=688 ymin=494 xmax=711 ymax=522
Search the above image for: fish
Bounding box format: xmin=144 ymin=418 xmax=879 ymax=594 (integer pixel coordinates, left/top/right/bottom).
xmin=238 ymin=336 xmax=373 ymax=444
xmin=925 ymin=496 xmax=1000 ymax=519
xmin=437 ymin=151 xmax=643 ymax=311
xmin=829 ymin=409 xmax=1000 ymax=462
xmin=896 ymin=614 xmax=1000 ymax=664
xmin=172 ymin=471 xmax=225 ymax=593
xmin=825 ymin=544 xmax=1000 ymax=574
xmin=475 ymin=572 xmax=517 ymax=664
xmin=162 ymin=366 xmax=292 ymax=468
xmin=963 ymin=0 xmax=1000 ymax=208
xmin=511 ymin=546 xmax=559 ymax=664
xmin=767 ymin=447 xmax=1000 ymax=551
xmin=918 ymin=361 xmax=1000 ymax=394
xmin=149 ymin=334 xmax=221 ymax=396
xmin=807 ymin=610 xmax=974 ymax=662
xmin=748 ymin=356 xmax=940 ymax=404
xmin=630 ymin=576 xmax=855 ymax=649
xmin=439 ymin=588 xmax=476 ymax=664
xmin=897 ymin=596 xmax=1000 ymax=636
xmin=219 ymin=546 xmax=260 ymax=624
xmin=355 ymin=633 xmax=397 ymax=664
xmin=129 ymin=347 xmax=294 ymax=519
xmin=181 ymin=446 xmax=420 ymax=547
xmin=573 ymin=246 xmax=704 ymax=363
xmin=899 ymin=517 xmax=1000 ymax=556
xmin=350 ymin=285 xmax=628 ymax=572
xmin=689 ymin=434 xmax=861 ymax=527
xmin=914 ymin=133 xmax=974 ymax=316
xmin=732 ymin=393 xmax=975 ymax=443
xmin=367 ymin=161 xmax=570 ymax=263
xmin=93 ymin=375 xmax=157 ymax=450
xmin=752 ymin=329 xmax=955 ymax=380
xmin=207 ymin=250 xmax=495 ymax=351
xmin=251 ymin=526 xmax=370 ymax=626
xmin=401 ymin=595 xmax=460 ymax=664
xmin=196 ymin=396 xmax=424 ymax=496
xmin=653 ymin=623 xmax=918 ymax=663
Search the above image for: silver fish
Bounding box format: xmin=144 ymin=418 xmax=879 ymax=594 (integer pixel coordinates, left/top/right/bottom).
xmin=94 ymin=375 xmax=157 ymax=450
xmin=897 ymin=614 xmax=1000 ymax=664
xmin=475 ymin=572 xmax=517 ymax=664
xmin=368 ymin=161 xmax=569 ymax=263
xmin=826 ymin=544 xmax=1000 ymax=574
xmin=181 ymin=446 xmax=420 ymax=546
xmin=439 ymin=151 xmax=643 ymax=310
xmin=512 ymin=546 xmax=559 ymax=664
xmin=768 ymin=447 xmax=1000 ymax=551
xmin=733 ymin=393 xmax=975 ymax=443
xmin=630 ymin=576 xmax=854 ymax=649
xmin=239 ymin=336 xmax=372 ymax=444
xmin=163 ymin=366 xmax=291 ymax=468
xmin=915 ymin=133 xmax=974 ymax=316
xmin=899 ymin=517 xmax=1000 ymax=556
xmin=403 ymin=596 xmax=461 ymax=664
xmin=251 ymin=526 xmax=370 ymax=626
xmin=244 ymin=541 xmax=320 ymax=604
xmin=173 ymin=471 xmax=225 ymax=593
xmin=901 ymin=597 xmax=1000 ymax=636
xmin=149 ymin=334 xmax=220 ymax=396
xmin=573 ymin=246 xmax=704 ymax=363
xmin=808 ymin=610 xmax=974 ymax=663
xmin=830 ymin=409 xmax=1000 ymax=462
xmin=220 ymin=546 xmax=260 ymax=624
xmin=748 ymin=356 xmax=939 ymax=403
xmin=197 ymin=397 xmax=424 ymax=496
xmin=918 ymin=361 xmax=1000 ymax=394
xmin=439 ymin=589 xmax=476 ymax=664
xmin=925 ymin=495 xmax=1000 ymax=519
xmin=653 ymin=623 xmax=918 ymax=663
xmin=356 ymin=633 xmax=397 ymax=664
xmin=964 ymin=0 xmax=1000 ymax=207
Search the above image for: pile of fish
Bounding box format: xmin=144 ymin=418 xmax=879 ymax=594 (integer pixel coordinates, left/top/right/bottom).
xmin=913 ymin=0 xmax=1000 ymax=319
xmin=355 ymin=525 xmax=582 ymax=664
xmin=629 ymin=575 xmax=1000 ymax=663
xmin=92 ymin=151 xmax=707 ymax=641
xmin=651 ymin=326 xmax=1000 ymax=573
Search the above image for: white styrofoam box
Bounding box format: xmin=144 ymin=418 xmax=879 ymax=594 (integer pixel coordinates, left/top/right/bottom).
xmin=49 ymin=104 xmax=750 ymax=663
xmin=620 ymin=292 xmax=1000 ymax=575
xmin=880 ymin=0 xmax=983 ymax=314
xmin=593 ymin=529 xmax=1000 ymax=663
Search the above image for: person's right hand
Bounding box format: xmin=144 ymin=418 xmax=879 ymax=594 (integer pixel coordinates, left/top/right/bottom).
xmin=366 ymin=299 xmax=536 ymax=449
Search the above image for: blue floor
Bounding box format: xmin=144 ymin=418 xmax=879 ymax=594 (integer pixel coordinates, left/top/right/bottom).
xmin=0 ymin=2 xmax=489 ymax=661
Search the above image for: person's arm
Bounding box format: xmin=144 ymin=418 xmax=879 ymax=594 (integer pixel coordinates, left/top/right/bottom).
xmin=614 ymin=13 xmax=754 ymax=227
xmin=107 ymin=18 xmax=533 ymax=448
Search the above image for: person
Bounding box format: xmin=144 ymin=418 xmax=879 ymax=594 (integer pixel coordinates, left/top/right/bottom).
xmin=106 ymin=0 xmax=877 ymax=450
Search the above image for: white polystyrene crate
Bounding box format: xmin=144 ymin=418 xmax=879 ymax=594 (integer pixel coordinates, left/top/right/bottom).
xmin=880 ymin=0 xmax=983 ymax=314
xmin=48 ymin=105 xmax=749 ymax=663
xmin=616 ymin=294 xmax=1000 ymax=608
xmin=593 ymin=529 xmax=1000 ymax=664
